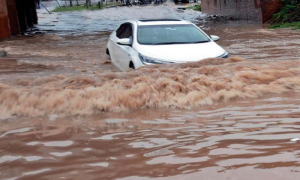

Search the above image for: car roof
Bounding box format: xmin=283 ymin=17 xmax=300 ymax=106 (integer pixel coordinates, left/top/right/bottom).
xmin=136 ymin=19 xmax=191 ymax=26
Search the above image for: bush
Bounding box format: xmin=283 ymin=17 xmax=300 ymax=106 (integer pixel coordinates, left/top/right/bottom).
xmin=187 ymin=4 xmax=201 ymax=11
xmin=269 ymin=0 xmax=300 ymax=29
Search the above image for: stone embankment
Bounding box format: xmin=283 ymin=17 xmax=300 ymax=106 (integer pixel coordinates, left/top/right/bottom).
xmin=201 ymin=0 xmax=283 ymax=23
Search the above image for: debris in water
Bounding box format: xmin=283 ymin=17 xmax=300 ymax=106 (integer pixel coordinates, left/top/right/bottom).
xmin=290 ymin=138 xmax=300 ymax=142
xmin=0 ymin=51 xmax=7 ymax=57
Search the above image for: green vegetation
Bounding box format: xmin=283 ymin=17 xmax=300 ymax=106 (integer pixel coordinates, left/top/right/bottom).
xmin=53 ymin=5 xmax=95 ymax=12
xmin=270 ymin=0 xmax=300 ymax=29
xmin=270 ymin=21 xmax=300 ymax=29
xmin=187 ymin=4 xmax=201 ymax=11
xmin=52 ymin=3 xmax=121 ymax=12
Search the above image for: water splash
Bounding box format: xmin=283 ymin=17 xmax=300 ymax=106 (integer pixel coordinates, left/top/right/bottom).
xmin=0 ymin=57 xmax=300 ymax=119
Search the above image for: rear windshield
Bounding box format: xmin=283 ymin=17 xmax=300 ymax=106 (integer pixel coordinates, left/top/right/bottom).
xmin=137 ymin=24 xmax=210 ymax=45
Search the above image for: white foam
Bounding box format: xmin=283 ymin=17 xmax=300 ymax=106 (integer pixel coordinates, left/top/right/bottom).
xmin=105 ymin=118 xmax=128 ymax=124
xmin=92 ymin=132 xmax=132 ymax=140
xmin=291 ymin=138 xmax=300 ymax=142
xmin=22 ymin=168 xmax=51 ymax=176
xmin=50 ymin=152 xmax=73 ymax=157
xmin=0 ymin=127 xmax=34 ymax=138
xmin=27 ymin=140 xmax=74 ymax=147
xmin=88 ymin=162 xmax=109 ymax=167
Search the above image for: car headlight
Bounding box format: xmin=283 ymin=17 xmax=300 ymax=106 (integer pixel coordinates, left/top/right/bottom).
xmin=139 ymin=54 xmax=174 ymax=65
xmin=218 ymin=52 xmax=229 ymax=58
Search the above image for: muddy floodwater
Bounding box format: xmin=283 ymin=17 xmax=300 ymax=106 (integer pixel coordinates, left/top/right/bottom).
xmin=0 ymin=1 xmax=300 ymax=180
xmin=1 ymin=93 xmax=300 ymax=180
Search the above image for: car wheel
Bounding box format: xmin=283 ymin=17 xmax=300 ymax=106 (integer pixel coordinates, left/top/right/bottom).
xmin=106 ymin=48 xmax=111 ymax=60
xmin=129 ymin=61 xmax=135 ymax=69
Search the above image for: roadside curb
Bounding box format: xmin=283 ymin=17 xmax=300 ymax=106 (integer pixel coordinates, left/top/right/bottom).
xmin=51 ymin=4 xmax=127 ymax=13
xmin=103 ymin=4 xmax=126 ymax=9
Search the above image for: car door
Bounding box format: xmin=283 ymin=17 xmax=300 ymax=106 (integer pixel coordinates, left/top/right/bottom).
xmin=109 ymin=24 xmax=127 ymax=64
xmin=114 ymin=24 xmax=135 ymax=71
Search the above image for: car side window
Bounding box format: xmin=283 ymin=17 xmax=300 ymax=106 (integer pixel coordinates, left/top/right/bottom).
xmin=116 ymin=24 xmax=133 ymax=39
xmin=116 ymin=24 xmax=127 ymax=39
xmin=123 ymin=25 xmax=133 ymax=39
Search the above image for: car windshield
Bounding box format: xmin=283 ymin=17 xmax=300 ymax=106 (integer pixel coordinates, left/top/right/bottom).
xmin=137 ymin=24 xmax=210 ymax=45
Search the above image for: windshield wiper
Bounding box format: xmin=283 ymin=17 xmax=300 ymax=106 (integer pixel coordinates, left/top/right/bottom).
xmin=194 ymin=40 xmax=210 ymax=43
xmin=155 ymin=42 xmax=192 ymax=45
xmin=154 ymin=41 xmax=210 ymax=45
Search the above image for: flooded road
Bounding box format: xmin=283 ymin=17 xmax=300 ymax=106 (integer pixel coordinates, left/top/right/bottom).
xmin=37 ymin=0 xmax=204 ymax=34
xmin=1 ymin=93 xmax=300 ymax=180
xmin=201 ymin=22 xmax=300 ymax=61
xmin=0 ymin=0 xmax=300 ymax=179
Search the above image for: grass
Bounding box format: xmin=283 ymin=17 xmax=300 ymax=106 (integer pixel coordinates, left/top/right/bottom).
xmin=186 ymin=4 xmax=201 ymax=11
xmin=269 ymin=21 xmax=300 ymax=29
xmin=52 ymin=3 xmax=122 ymax=12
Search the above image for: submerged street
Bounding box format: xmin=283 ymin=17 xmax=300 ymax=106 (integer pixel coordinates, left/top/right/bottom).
xmin=0 ymin=1 xmax=300 ymax=180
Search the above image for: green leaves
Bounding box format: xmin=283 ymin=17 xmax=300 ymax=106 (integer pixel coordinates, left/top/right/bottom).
xmin=269 ymin=0 xmax=300 ymax=29
xmin=281 ymin=0 xmax=300 ymax=6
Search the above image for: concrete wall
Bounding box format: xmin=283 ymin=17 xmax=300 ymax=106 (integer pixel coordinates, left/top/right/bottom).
xmin=201 ymin=0 xmax=282 ymax=23
xmin=7 ymin=0 xmax=20 ymax=35
xmin=261 ymin=0 xmax=283 ymax=23
xmin=0 ymin=0 xmax=10 ymax=39
xmin=0 ymin=0 xmax=37 ymax=40
xmin=15 ymin=0 xmax=38 ymax=32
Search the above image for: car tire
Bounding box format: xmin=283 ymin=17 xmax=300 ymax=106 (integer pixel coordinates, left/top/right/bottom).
xmin=106 ymin=48 xmax=111 ymax=60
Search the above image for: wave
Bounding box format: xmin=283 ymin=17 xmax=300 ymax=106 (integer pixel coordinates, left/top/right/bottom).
xmin=0 ymin=57 xmax=300 ymax=119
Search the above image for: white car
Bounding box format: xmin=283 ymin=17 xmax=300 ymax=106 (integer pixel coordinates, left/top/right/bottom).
xmin=106 ymin=19 xmax=228 ymax=71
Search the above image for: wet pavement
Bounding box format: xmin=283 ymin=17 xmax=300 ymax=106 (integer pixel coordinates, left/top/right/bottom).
xmin=0 ymin=1 xmax=300 ymax=180
xmin=200 ymin=22 xmax=300 ymax=61
xmin=37 ymin=0 xmax=203 ymax=35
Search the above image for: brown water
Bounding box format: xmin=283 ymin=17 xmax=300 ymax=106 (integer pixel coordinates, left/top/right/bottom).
xmin=1 ymin=57 xmax=300 ymax=119
xmin=37 ymin=1 xmax=203 ymax=35
xmin=1 ymin=1 xmax=300 ymax=179
xmin=1 ymin=93 xmax=300 ymax=180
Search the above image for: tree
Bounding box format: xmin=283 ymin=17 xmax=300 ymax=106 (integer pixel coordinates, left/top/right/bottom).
xmin=86 ymin=0 xmax=92 ymax=6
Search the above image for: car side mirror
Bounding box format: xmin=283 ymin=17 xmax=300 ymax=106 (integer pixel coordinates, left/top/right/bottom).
xmin=117 ymin=38 xmax=132 ymax=46
xmin=210 ymin=35 xmax=220 ymax=41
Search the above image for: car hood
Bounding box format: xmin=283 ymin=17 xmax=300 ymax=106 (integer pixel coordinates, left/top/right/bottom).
xmin=136 ymin=42 xmax=226 ymax=62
